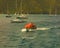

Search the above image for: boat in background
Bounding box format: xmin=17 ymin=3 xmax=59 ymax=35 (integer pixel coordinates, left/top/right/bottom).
xmin=11 ymin=18 xmax=27 ymax=23
xmin=15 ymin=0 xmax=28 ymax=19
xmin=16 ymin=14 xmax=28 ymax=19
xmin=6 ymin=14 xmax=12 ymax=18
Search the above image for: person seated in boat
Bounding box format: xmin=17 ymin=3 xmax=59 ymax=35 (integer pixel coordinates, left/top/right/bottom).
xmin=24 ymin=22 xmax=37 ymax=32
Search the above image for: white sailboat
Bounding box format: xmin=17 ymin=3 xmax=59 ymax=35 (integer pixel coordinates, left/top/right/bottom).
xmin=49 ymin=0 xmax=57 ymax=16
xmin=11 ymin=0 xmax=27 ymax=23
xmin=16 ymin=0 xmax=28 ymax=19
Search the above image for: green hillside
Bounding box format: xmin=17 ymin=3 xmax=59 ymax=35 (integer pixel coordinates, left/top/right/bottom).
xmin=0 ymin=0 xmax=60 ymax=14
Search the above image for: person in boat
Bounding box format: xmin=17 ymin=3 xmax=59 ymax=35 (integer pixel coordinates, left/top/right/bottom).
xmin=24 ymin=22 xmax=37 ymax=32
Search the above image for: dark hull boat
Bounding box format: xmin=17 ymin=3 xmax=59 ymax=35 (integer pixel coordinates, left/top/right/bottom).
xmin=11 ymin=19 xmax=27 ymax=23
xmin=6 ymin=15 xmax=12 ymax=18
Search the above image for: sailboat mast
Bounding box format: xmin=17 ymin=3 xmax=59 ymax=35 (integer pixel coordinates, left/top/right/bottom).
xmin=54 ymin=0 xmax=57 ymax=16
xmin=55 ymin=7 xmax=57 ymax=16
xmin=49 ymin=0 xmax=52 ymax=16
xmin=15 ymin=0 xmax=18 ymax=14
xmin=20 ymin=0 xmax=23 ymax=14
xmin=7 ymin=3 xmax=8 ymax=14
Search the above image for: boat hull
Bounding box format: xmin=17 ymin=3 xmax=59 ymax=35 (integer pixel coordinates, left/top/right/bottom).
xmin=16 ymin=17 xmax=28 ymax=19
xmin=21 ymin=28 xmax=36 ymax=32
xmin=6 ymin=16 xmax=12 ymax=18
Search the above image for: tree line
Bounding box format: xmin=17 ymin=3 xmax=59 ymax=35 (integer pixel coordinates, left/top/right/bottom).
xmin=0 ymin=0 xmax=60 ymax=14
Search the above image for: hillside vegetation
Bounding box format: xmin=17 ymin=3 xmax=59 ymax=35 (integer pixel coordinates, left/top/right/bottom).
xmin=0 ymin=0 xmax=60 ymax=14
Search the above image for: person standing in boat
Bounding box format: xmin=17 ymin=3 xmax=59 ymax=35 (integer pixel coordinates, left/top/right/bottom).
xmin=24 ymin=22 xmax=37 ymax=32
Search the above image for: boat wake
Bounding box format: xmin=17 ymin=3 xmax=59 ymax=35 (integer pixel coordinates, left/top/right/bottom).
xmin=22 ymin=36 xmax=36 ymax=39
xmin=21 ymin=27 xmax=56 ymax=39
xmin=36 ymin=27 xmax=50 ymax=30
xmin=21 ymin=27 xmax=50 ymax=32
xmin=21 ymin=29 xmax=37 ymax=39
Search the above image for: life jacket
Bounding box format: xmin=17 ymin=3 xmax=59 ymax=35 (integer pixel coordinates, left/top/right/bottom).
xmin=25 ymin=23 xmax=37 ymax=29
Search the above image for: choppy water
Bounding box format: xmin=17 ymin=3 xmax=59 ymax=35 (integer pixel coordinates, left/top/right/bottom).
xmin=0 ymin=14 xmax=60 ymax=48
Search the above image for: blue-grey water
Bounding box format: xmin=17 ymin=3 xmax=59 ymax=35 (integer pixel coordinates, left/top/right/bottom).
xmin=0 ymin=14 xmax=60 ymax=48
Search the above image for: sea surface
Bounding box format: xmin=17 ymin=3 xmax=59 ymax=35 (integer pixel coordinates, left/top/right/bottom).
xmin=0 ymin=14 xmax=60 ymax=48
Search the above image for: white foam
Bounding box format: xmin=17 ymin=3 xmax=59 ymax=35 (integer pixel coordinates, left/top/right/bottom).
xmin=36 ymin=27 xmax=50 ymax=30
xmin=22 ymin=36 xmax=36 ymax=39
xmin=21 ymin=28 xmax=26 ymax=32
xmin=21 ymin=27 xmax=50 ymax=32
xmin=21 ymin=28 xmax=36 ymax=32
